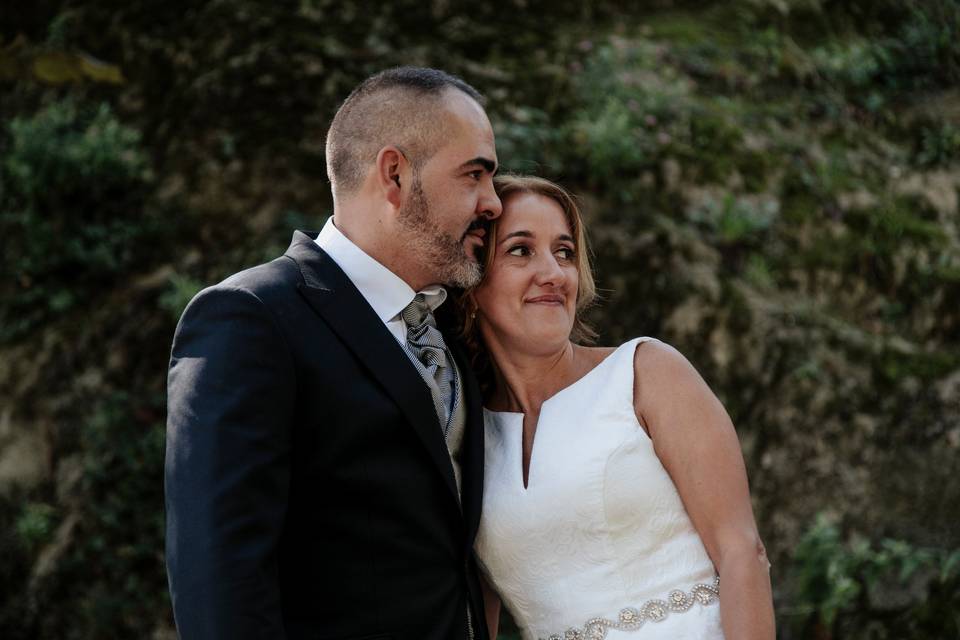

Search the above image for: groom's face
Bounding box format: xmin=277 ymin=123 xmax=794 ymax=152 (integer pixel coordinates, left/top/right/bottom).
xmin=397 ymin=92 xmax=501 ymax=288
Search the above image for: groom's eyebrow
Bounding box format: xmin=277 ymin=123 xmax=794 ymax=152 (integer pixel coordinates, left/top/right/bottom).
xmin=459 ymin=157 xmax=498 ymax=174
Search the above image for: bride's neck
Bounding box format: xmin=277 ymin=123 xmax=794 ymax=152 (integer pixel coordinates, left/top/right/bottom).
xmin=483 ymin=335 xmax=578 ymax=414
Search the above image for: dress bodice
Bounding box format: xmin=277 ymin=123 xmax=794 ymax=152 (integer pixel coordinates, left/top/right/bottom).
xmin=475 ymin=338 xmax=723 ymax=640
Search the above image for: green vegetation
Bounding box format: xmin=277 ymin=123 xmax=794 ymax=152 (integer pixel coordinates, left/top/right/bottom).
xmin=15 ymin=502 xmax=59 ymax=551
xmin=785 ymin=515 xmax=960 ymax=639
xmin=0 ymin=101 xmax=161 ymax=342
xmin=49 ymin=393 xmax=168 ymax=639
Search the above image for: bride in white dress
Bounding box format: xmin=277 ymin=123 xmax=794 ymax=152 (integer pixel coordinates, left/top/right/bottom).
xmin=458 ymin=175 xmax=775 ymax=640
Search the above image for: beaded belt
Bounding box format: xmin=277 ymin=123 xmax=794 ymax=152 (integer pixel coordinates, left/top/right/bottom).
xmin=541 ymin=576 xmax=720 ymax=640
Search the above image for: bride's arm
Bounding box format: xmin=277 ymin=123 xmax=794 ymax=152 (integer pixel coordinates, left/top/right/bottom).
xmin=480 ymin=574 xmax=501 ymax=640
xmin=632 ymin=340 xmax=775 ymax=640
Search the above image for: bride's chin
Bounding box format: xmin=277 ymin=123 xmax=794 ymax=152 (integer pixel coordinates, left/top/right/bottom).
xmin=513 ymin=329 xmax=571 ymax=355
xmin=479 ymin=315 xmax=572 ymax=350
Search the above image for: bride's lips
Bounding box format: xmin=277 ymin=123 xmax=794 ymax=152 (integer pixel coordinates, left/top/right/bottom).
xmin=526 ymin=294 xmax=565 ymax=306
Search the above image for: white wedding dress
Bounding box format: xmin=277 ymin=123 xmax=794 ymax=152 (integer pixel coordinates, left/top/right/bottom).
xmin=475 ymin=338 xmax=724 ymax=640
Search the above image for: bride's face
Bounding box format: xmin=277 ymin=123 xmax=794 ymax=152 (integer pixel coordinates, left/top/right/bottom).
xmin=473 ymin=192 xmax=579 ymax=352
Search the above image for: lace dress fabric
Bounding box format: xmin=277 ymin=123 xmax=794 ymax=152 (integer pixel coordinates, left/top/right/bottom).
xmin=475 ymin=338 xmax=724 ymax=640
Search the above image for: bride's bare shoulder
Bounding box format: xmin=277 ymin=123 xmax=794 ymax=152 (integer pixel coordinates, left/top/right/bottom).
xmin=632 ymin=339 xmax=716 ymax=414
xmin=632 ymin=338 xmax=696 ymax=375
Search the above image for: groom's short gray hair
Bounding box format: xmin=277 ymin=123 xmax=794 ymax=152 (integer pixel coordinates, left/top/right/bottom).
xmin=325 ymin=67 xmax=484 ymax=196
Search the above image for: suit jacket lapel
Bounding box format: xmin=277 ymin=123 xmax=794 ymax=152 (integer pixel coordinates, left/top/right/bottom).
xmin=435 ymin=297 xmax=487 ymax=545
xmin=449 ymin=338 xmax=485 ymax=548
xmin=284 ymin=231 xmax=460 ymax=504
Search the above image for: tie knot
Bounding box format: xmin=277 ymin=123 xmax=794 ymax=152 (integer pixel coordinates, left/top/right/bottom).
xmin=401 ymin=293 xmax=434 ymax=330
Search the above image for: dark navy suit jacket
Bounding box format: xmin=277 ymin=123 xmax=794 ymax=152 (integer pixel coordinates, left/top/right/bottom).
xmin=165 ymin=231 xmax=487 ymax=640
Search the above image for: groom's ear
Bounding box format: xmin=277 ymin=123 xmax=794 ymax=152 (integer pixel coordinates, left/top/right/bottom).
xmin=375 ymin=146 xmax=406 ymax=211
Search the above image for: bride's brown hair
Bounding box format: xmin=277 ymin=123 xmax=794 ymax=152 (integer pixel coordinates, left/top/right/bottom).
xmin=456 ymin=175 xmax=598 ymax=391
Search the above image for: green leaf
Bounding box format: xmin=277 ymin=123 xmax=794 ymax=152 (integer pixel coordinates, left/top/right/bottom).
xmin=942 ymin=550 xmax=960 ymax=582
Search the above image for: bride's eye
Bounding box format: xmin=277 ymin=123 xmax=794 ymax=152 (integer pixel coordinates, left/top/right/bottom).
xmin=556 ymin=247 xmax=576 ymax=261
xmin=507 ymin=245 xmax=531 ymax=257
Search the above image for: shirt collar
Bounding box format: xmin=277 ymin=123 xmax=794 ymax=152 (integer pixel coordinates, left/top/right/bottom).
xmin=315 ymin=217 xmax=447 ymax=323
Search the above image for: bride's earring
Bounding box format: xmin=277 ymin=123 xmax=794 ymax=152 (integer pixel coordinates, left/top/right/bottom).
xmin=467 ymin=295 xmax=478 ymax=321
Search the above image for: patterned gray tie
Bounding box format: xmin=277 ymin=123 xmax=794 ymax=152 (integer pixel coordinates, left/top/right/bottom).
xmin=401 ymin=295 xmax=472 ymax=637
xmin=401 ymin=294 xmax=457 ymax=431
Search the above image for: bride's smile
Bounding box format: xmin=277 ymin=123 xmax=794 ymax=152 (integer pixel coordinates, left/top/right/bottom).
xmin=473 ymin=190 xmax=580 ymax=355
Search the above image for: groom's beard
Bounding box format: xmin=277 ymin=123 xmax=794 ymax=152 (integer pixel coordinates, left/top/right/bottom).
xmin=398 ymin=177 xmax=482 ymax=289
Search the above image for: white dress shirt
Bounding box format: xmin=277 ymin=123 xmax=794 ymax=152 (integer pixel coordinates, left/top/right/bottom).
xmin=315 ymin=217 xmax=468 ymax=498
xmin=314 ymin=217 xmax=447 ymax=344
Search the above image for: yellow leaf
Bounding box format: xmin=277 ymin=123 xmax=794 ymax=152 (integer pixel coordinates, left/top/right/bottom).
xmin=78 ymin=53 xmax=124 ymax=84
xmin=32 ymin=51 xmax=83 ymax=84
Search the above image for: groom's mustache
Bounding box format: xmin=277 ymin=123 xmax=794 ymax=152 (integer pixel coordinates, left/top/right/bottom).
xmin=464 ymin=217 xmax=489 ymax=239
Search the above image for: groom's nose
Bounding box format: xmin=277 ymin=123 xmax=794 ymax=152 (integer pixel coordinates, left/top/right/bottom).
xmin=477 ymin=180 xmax=502 ymax=221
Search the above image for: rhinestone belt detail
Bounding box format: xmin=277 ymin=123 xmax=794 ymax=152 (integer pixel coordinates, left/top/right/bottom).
xmin=541 ymin=576 xmax=720 ymax=640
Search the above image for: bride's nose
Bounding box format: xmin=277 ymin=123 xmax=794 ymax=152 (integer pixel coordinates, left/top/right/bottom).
xmin=532 ymin=252 xmax=566 ymax=287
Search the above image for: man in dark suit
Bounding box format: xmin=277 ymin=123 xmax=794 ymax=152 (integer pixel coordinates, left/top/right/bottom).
xmin=165 ymin=67 xmax=501 ymax=640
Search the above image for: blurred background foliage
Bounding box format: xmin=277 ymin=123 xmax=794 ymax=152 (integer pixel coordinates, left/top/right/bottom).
xmin=1 ymin=0 xmax=958 ymax=638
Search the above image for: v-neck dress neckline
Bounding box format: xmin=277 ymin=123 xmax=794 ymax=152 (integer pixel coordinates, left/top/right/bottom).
xmin=483 ymin=340 xmax=636 ymax=492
